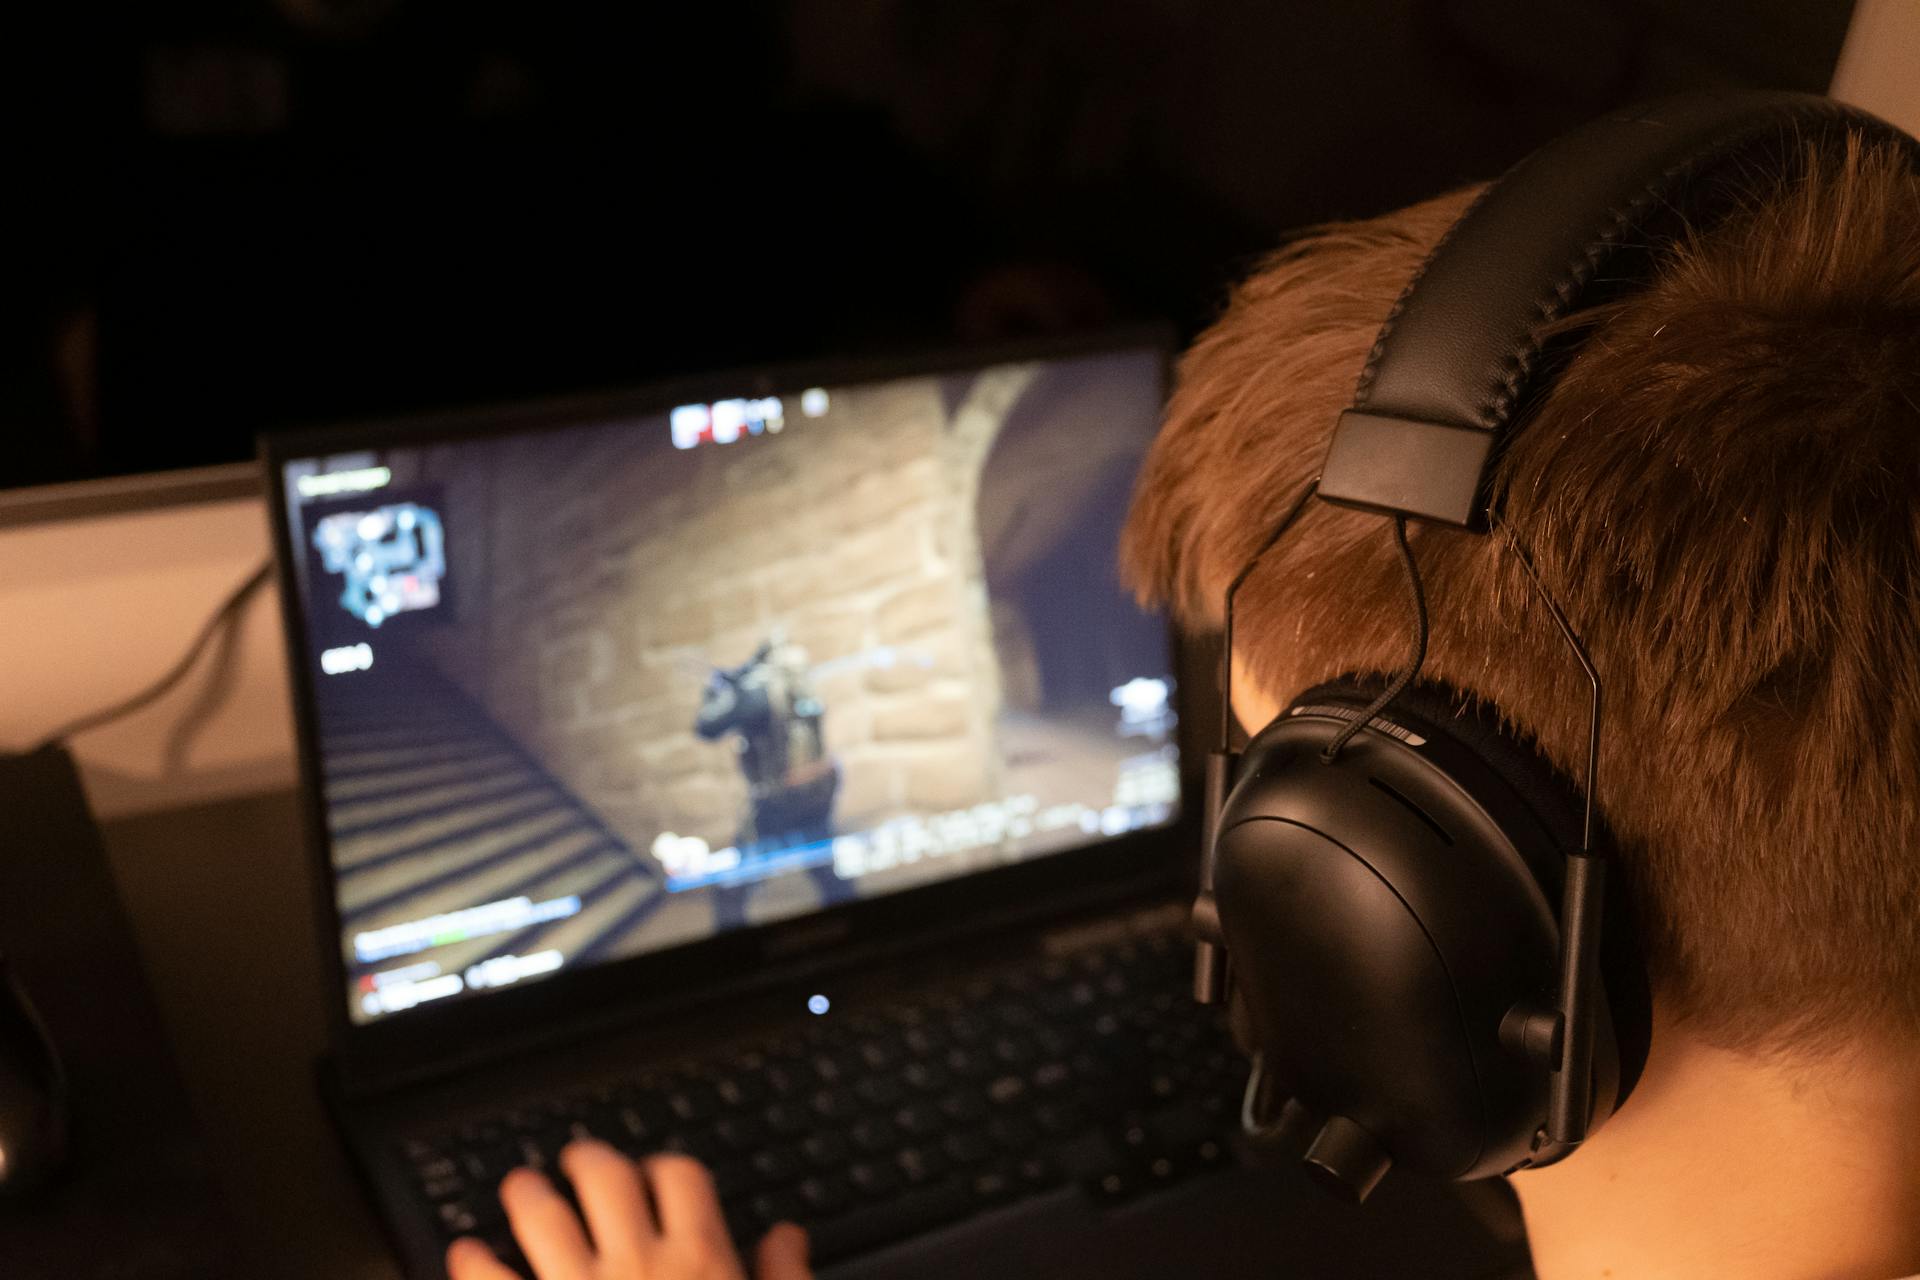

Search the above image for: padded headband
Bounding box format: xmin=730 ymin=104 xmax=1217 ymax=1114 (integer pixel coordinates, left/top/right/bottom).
xmin=1317 ymin=91 xmax=1920 ymax=530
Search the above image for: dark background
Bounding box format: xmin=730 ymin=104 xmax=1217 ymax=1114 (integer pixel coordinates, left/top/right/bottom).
xmin=9 ymin=0 xmax=1856 ymax=490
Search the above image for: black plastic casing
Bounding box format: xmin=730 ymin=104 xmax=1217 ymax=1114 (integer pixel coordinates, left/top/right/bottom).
xmin=1212 ymin=705 xmax=1620 ymax=1181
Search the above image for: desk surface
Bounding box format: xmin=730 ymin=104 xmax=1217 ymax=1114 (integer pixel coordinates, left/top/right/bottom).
xmin=101 ymin=788 xmax=401 ymax=1280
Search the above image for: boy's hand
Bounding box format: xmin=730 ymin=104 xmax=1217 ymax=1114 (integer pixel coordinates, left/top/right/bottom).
xmin=445 ymin=1140 xmax=811 ymax=1280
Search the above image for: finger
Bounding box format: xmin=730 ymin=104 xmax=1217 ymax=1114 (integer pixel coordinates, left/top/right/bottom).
xmin=644 ymin=1154 xmax=736 ymax=1257
xmin=756 ymin=1222 xmax=813 ymax=1280
xmin=445 ymin=1237 xmax=522 ymax=1280
xmin=499 ymin=1166 xmax=596 ymax=1278
xmin=559 ymin=1138 xmax=657 ymax=1261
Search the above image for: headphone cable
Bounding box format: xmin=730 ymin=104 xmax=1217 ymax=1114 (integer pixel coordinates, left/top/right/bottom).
xmin=1219 ymin=478 xmax=1321 ymax=753
xmin=1322 ymin=515 xmax=1429 ymax=762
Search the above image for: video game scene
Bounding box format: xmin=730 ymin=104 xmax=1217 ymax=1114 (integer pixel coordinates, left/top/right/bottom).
xmin=278 ymin=347 xmax=1179 ymax=1025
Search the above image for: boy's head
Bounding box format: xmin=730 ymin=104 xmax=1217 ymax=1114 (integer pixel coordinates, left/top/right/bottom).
xmin=1122 ymin=134 xmax=1920 ymax=1058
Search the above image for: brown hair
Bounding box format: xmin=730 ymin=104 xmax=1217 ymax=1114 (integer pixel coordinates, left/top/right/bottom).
xmin=1123 ymin=136 xmax=1920 ymax=1055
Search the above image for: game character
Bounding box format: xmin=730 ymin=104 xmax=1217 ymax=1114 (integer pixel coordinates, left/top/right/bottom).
xmin=693 ymin=633 xmax=852 ymax=927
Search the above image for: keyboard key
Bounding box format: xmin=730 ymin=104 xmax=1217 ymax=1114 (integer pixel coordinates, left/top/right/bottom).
xmin=808 ymin=1087 xmax=857 ymax=1122
xmin=991 ymin=1034 xmax=1035 ymax=1066
xmin=993 ymin=1005 xmax=1038 ymax=1033
xmin=1032 ymin=1061 xmax=1072 ymax=1090
xmin=1033 ymin=1100 xmax=1085 ymax=1134
xmin=617 ymin=1097 xmax=669 ymax=1139
xmin=762 ymin=1101 xmax=810 ymax=1136
xmin=895 ymin=1144 xmax=949 ymax=1185
xmin=714 ymin=1114 xmax=768 ymax=1151
xmin=762 ymin=1059 xmax=809 ymax=1096
xmin=893 ymin=1101 xmax=943 ymax=1138
xmin=986 ymin=1074 xmax=1027 ymax=1105
xmin=969 ymin=1166 xmax=1017 ymax=1204
xmin=452 ymin=1116 xmax=504 ymax=1146
xmin=667 ymin=1085 xmax=716 ymax=1124
xmin=902 ymin=1061 xmax=949 ymax=1093
xmin=943 ymin=1046 xmax=988 ymax=1078
xmin=849 ymin=1114 xmax=898 ymax=1153
xmin=749 ymin=1144 xmax=803 ymax=1185
xmin=802 ymin=1132 xmax=851 ymax=1168
xmin=716 ymin=1073 xmax=765 ymax=1107
xmin=941 ymin=1131 xmax=992 ymax=1166
xmin=661 ymin=1129 xmax=723 ymax=1165
xmin=415 ymin=1156 xmax=459 ymax=1185
xmin=437 ymin=1200 xmax=480 ymax=1235
xmin=422 ymin=1172 xmax=466 ymax=1202
xmin=1016 ymin=1154 xmax=1060 ymax=1189
xmin=854 ymin=1075 xmax=905 ymax=1109
xmin=947 ymin=1012 xmax=989 ymax=1043
xmin=797 ymin=1174 xmax=850 ymax=1217
xmin=499 ymin=1106 xmax=540 ymax=1134
xmin=750 ymin=1189 xmax=806 ymax=1227
xmin=847 ymin=1158 xmax=903 ymax=1199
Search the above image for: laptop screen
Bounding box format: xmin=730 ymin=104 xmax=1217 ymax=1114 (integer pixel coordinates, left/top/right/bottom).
xmin=275 ymin=342 xmax=1179 ymax=1026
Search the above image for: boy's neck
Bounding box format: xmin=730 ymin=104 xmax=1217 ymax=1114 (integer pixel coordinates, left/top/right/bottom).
xmin=1510 ymin=1011 xmax=1920 ymax=1280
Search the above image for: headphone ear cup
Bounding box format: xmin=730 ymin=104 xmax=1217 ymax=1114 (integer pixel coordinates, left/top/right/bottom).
xmin=1215 ymin=678 xmax=1646 ymax=1194
xmin=1331 ymin=678 xmax=1651 ymax=1117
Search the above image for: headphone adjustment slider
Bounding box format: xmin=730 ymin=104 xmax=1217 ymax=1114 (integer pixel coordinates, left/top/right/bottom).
xmin=1190 ymin=895 xmax=1228 ymax=1004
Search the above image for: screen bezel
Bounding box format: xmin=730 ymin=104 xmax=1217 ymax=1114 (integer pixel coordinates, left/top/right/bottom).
xmin=261 ymin=327 xmax=1197 ymax=1090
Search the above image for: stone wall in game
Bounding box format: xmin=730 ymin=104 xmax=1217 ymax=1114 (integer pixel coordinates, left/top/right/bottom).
xmin=450 ymin=365 xmax=1038 ymax=860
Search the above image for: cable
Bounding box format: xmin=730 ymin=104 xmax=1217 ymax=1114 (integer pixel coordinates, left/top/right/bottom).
xmin=1219 ymin=478 xmax=1320 ymax=753
xmin=1322 ymin=516 xmax=1429 ymax=762
xmin=28 ymin=559 xmax=274 ymax=753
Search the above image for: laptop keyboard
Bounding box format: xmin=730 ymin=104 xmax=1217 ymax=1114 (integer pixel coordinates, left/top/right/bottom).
xmin=399 ymin=929 xmax=1248 ymax=1272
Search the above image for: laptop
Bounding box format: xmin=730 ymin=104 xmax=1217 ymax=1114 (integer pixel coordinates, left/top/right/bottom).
xmin=263 ymin=331 xmax=1529 ymax=1279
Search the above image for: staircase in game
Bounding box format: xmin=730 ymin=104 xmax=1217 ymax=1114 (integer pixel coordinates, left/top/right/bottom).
xmin=317 ymin=663 xmax=673 ymax=977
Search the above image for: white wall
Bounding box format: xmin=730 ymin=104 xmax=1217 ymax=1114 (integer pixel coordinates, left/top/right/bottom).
xmin=0 ymin=469 xmax=296 ymax=818
xmin=1829 ymin=0 xmax=1920 ymax=134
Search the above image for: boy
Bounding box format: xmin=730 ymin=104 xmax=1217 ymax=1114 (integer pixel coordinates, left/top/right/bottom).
xmin=1120 ymin=132 xmax=1920 ymax=1279
xmin=450 ymin=129 xmax=1920 ymax=1280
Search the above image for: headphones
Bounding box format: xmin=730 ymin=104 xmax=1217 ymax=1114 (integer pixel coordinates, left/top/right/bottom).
xmin=1189 ymin=91 xmax=1920 ymax=1202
